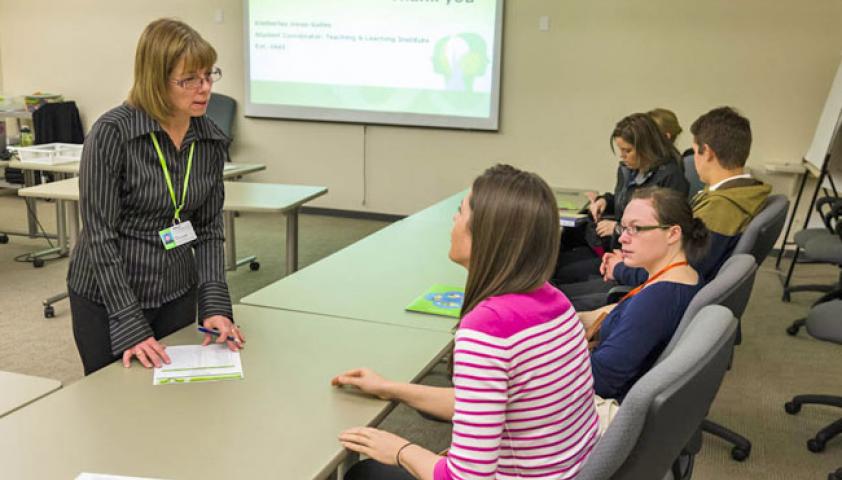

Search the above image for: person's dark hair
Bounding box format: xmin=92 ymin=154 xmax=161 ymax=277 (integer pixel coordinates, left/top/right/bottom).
xmin=611 ymin=113 xmax=681 ymax=173
xmin=690 ymin=106 xmax=752 ymax=170
xmin=459 ymin=164 xmax=560 ymax=320
xmin=631 ymin=187 xmax=710 ymax=265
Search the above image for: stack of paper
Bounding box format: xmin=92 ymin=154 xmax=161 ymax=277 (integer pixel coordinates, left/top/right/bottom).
xmin=152 ymin=344 xmax=244 ymax=385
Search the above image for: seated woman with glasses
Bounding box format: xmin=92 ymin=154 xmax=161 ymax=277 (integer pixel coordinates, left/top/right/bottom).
xmin=332 ymin=164 xmax=600 ymax=480
xmin=67 ymin=18 xmax=242 ymax=376
xmin=578 ymin=187 xmax=708 ymax=403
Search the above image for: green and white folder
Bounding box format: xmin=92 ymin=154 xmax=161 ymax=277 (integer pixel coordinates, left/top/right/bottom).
xmin=406 ymin=284 xmax=465 ymax=318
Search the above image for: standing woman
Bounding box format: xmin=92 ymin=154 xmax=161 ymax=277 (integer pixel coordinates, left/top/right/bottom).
xmin=333 ymin=165 xmax=599 ymax=480
xmin=68 ymin=18 xmax=244 ymax=375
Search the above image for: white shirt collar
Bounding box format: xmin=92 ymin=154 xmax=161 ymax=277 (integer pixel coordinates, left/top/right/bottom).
xmin=709 ymin=173 xmax=752 ymax=191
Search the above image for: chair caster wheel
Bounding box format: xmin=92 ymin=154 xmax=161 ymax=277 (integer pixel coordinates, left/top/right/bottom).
xmin=33 ymin=258 xmax=45 ymax=268
xmin=249 ymin=261 xmax=260 ymax=271
xmin=0 ymin=234 xmax=8 ymax=244
xmin=44 ymin=306 xmax=55 ymax=318
xmin=731 ymin=447 xmax=750 ymax=461
xmin=782 ymin=291 xmax=791 ymax=302
xmin=786 ymin=324 xmax=800 ymax=336
xmin=784 ymin=401 xmax=801 ymax=414
xmin=808 ymin=438 xmax=826 ymax=453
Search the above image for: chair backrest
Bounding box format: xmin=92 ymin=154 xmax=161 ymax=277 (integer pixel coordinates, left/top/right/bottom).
xmin=682 ymin=150 xmax=704 ymax=199
xmin=733 ymin=194 xmax=790 ymax=264
xmin=661 ymin=254 xmax=756 ymax=358
xmin=576 ymin=305 xmax=738 ymax=480
xmin=205 ymin=93 xmax=237 ymax=139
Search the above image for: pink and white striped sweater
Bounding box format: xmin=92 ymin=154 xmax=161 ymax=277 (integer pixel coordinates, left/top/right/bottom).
xmin=433 ymin=283 xmax=599 ymax=480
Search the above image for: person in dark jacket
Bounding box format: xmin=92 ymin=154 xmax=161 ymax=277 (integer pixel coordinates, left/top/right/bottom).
xmin=553 ymin=113 xmax=688 ymax=284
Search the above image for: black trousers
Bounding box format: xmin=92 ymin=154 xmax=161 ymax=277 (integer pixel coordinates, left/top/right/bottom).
xmin=69 ymin=287 xmax=197 ymax=375
xmin=344 ymin=460 xmax=415 ymax=480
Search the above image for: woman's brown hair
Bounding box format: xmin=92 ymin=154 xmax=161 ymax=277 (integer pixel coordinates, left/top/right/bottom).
xmin=127 ymin=18 xmax=217 ymax=124
xmin=647 ymin=108 xmax=683 ymax=144
xmin=459 ymin=164 xmax=560 ymax=320
xmin=611 ymin=113 xmax=680 ymax=173
xmin=631 ymin=187 xmax=710 ymax=265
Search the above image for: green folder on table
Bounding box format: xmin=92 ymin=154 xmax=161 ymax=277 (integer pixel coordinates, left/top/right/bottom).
xmin=406 ymin=284 xmax=465 ymax=318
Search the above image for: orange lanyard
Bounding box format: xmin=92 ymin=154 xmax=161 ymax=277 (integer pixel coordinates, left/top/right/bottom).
xmin=620 ymin=261 xmax=689 ymax=302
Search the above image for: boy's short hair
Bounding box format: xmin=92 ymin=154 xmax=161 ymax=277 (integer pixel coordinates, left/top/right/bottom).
xmin=690 ymin=107 xmax=752 ymax=169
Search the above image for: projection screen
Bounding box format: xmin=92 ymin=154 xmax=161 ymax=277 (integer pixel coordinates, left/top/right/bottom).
xmin=244 ymin=0 xmax=504 ymax=130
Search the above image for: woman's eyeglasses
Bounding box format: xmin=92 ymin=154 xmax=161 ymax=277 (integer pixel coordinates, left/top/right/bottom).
xmin=614 ymin=223 xmax=673 ymax=237
xmin=171 ymin=67 xmax=222 ymax=90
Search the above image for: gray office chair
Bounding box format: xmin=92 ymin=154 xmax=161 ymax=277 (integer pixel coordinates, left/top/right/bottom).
xmin=786 ymin=224 xmax=842 ymax=336
xmin=577 ymin=305 xmax=738 ymax=480
xmin=206 ymin=93 xmax=236 ymax=139
xmin=733 ymin=194 xmax=790 ymax=264
xmin=784 ymin=299 xmax=842 ymax=480
xmin=660 ymin=254 xmax=758 ymax=462
xmin=682 ymin=150 xmax=704 ymax=199
xmin=782 ymin=196 xmax=842 ymax=302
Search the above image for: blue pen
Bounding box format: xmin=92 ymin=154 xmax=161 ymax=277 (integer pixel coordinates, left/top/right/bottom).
xmin=198 ymin=326 xmax=240 ymax=343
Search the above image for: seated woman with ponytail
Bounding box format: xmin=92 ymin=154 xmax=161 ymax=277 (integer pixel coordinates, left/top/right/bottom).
xmin=579 ymin=187 xmax=709 ymax=402
xmin=332 ymin=164 xmax=600 ymax=480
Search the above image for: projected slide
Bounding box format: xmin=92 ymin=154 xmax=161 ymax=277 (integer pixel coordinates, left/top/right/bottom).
xmin=245 ymin=0 xmax=503 ymax=130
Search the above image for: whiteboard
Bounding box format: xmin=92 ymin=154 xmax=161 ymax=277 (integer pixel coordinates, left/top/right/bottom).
xmin=805 ymin=56 xmax=842 ymax=169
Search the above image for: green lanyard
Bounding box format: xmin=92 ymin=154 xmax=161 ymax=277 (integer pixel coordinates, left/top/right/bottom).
xmin=150 ymin=132 xmax=194 ymax=222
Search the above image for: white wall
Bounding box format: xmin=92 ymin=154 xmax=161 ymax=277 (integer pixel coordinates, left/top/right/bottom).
xmin=1 ymin=0 xmax=841 ymax=215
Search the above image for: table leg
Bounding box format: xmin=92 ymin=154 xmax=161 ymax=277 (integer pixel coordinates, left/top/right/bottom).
xmin=286 ymin=209 xmax=299 ymax=275
xmin=336 ymin=452 xmax=359 ymax=480
xmin=68 ymin=200 xmax=80 ymax=250
xmin=42 ymin=199 xmax=79 ymax=318
xmin=56 ymin=199 xmax=67 ymax=255
xmin=23 ymin=169 xmax=38 ymax=236
xmin=224 ymin=211 xmax=237 ymax=271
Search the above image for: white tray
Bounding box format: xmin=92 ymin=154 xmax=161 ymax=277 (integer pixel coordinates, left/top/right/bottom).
xmin=16 ymin=143 xmax=82 ymax=165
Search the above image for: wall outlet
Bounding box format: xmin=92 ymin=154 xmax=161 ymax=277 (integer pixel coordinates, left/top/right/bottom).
xmin=214 ymin=9 xmax=225 ymax=24
xmin=538 ymin=16 xmax=550 ymax=32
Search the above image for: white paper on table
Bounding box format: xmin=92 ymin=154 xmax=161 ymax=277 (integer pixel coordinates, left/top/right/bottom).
xmin=152 ymin=344 xmax=244 ymax=385
xmin=76 ymin=474 xmax=168 ymax=480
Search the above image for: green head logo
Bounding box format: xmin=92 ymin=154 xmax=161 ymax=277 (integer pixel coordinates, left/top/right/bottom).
xmin=432 ymin=33 xmax=490 ymax=92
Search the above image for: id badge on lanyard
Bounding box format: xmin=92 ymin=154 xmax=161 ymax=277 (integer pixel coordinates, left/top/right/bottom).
xmin=151 ymin=132 xmax=197 ymax=250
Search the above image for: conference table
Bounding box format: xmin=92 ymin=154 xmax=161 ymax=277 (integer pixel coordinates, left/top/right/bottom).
xmin=0 ymin=371 xmax=61 ymax=418
xmin=0 ymin=304 xmax=453 ymax=479
xmin=239 ymin=187 xmax=590 ymax=332
xmin=241 ymin=192 xmax=466 ymax=333
xmin=223 ymin=181 xmax=328 ymax=274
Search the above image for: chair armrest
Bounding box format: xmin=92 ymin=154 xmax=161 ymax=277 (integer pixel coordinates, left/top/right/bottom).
xmin=606 ymin=285 xmax=632 ymax=304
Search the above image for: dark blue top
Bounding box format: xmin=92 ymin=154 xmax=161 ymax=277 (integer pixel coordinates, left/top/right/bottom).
xmin=591 ymin=280 xmax=702 ymax=401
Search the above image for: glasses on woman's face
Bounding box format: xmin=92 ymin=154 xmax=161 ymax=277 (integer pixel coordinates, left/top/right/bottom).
xmin=614 ymin=223 xmax=673 ymax=237
xmin=171 ymin=67 xmax=222 ymax=90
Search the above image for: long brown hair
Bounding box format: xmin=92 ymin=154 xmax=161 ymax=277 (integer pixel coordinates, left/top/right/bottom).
xmin=611 ymin=113 xmax=680 ymax=173
xmin=459 ymin=164 xmax=560 ymax=321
